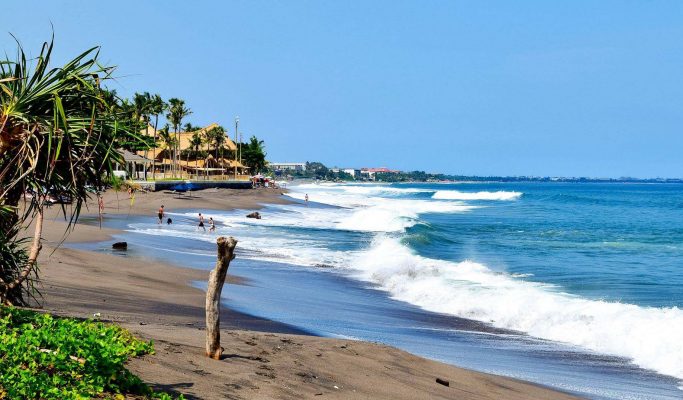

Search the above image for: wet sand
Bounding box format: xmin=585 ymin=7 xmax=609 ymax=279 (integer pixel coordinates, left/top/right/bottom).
xmin=30 ymin=188 xmax=580 ymax=399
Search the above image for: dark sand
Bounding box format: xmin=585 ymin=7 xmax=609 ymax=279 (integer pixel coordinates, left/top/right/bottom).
xmin=30 ymin=188 xmax=580 ymax=400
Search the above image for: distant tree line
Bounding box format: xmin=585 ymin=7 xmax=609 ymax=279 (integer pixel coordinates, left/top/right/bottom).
xmin=273 ymin=162 xmax=354 ymax=181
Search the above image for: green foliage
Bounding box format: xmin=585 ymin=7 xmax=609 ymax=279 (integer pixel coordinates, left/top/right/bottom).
xmin=108 ymin=174 xmax=125 ymax=192
xmin=329 ymin=170 xmax=355 ymax=181
xmin=374 ymin=171 xmax=430 ymax=182
xmin=166 ymin=99 xmax=191 ymax=133
xmin=182 ymin=122 xmax=201 ymax=132
xmin=157 ymin=125 xmax=175 ymax=149
xmin=149 ymin=95 xmax=167 ymax=129
xmin=0 ymin=307 xmax=182 ymax=400
xmin=241 ymin=136 xmax=267 ymax=173
xmin=206 ymin=125 xmax=226 ymax=159
xmin=304 ymin=162 xmax=328 ymax=178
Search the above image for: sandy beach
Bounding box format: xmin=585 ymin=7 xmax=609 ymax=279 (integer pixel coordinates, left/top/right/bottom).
xmin=31 ymin=188 xmax=580 ymax=400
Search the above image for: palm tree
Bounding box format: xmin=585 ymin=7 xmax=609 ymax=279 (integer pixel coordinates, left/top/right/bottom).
xmin=166 ymin=98 xmax=191 ymax=177
xmin=157 ymin=125 xmax=175 ymax=176
xmin=133 ymin=92 xmax=152 ymax=178
xmin=242 ymin=136 xmax=267 ymax=173
xmin=189 ymin=132 xmax=203 ymax=178
xmin=183 ymin=122 xmax=201 ymax=133
xmin=149 ymin=94 xmax=166 ymax=178
xmin=208 ymin=125 xmax=226 ymax=161
xmin=0 ymin=38 xmax=138 ymax=304
xmin=133 ymin=92 xmax=151 ymax=125
xmin=158 ymin=124 xmax=176 ymax=175
xmin=100 ymin=88 xmax=118 ymax=106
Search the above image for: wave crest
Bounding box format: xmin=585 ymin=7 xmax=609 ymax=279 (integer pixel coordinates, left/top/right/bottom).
xmin=432 ymin=190 xmax=522 ymax=201
xmin=353 ymin=236 xmax=683 ymax=381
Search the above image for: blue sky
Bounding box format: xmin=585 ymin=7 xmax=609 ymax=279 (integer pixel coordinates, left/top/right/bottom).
xmin=3 ymin=1 xmax=683 ymax=177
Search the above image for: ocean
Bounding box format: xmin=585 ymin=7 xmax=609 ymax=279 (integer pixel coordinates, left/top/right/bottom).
xmin=80 ymin=182 xmax=683 ymax=399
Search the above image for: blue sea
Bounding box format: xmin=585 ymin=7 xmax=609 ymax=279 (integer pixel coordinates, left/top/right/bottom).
xmin=81 ymin=182 xmax=683 ymax=399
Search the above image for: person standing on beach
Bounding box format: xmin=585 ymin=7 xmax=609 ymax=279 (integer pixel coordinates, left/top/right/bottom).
xmin=198 ymin=213 xmax=206 ymax=231
xmin=158 ymin=205 xmax=165 ymax=224
xmin=98 ymin=194 xmax=104 ymax=215
xmin=208 ymin=217 xmax=215 ymax=232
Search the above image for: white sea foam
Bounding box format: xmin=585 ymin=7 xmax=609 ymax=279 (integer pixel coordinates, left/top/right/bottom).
xmin=293 ymin=183 xmax=430 ymax=196
xmin=347 ymin=236 xmax=683 ymax=381
xmin=432 ymin=190 xmax=522 ymax=201
xmin=283 ymin=184 xmax=683 ymax=381
xmin=283 ymin=188 xmax=475 ymax=232
xmin=129 ymin=182 xmax=683 ymax=382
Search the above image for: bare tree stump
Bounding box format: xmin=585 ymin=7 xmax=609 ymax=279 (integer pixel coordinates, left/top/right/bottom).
xmin=205 ymin=236 xmax=237 ymax=359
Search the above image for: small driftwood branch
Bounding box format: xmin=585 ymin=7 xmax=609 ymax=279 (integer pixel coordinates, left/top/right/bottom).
xmin=205 ymin=236 xmax=237 ymax=359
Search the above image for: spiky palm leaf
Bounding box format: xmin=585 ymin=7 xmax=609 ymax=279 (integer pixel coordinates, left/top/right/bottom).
xmin=0 ymin=37 xmax=139 ymax=304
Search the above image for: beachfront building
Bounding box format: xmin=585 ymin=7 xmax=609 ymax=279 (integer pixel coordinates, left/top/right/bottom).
xmin=136 ymin=123 xmax=250 ymax=180
xmin=343 ymin=168 xmax=362 ymax=179
xmin=269 ymin=162 xmax=307 ymax=172
xmin=360 ymin=167 xmax=400 ymax=181
xmin=115 ymin=149 xmax=154 ymax=180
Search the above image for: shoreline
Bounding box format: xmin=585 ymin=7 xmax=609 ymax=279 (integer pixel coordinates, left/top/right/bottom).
xmin=32 ymin=188 xmax=580 ymax=399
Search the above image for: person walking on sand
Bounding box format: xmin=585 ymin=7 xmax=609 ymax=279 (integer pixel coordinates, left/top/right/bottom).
xmin=208 ymin=217 xmax=215 ymax=232
xmin=198 ymin=213 xmax=206 ymax=231
xmin=158 ymin=205 xmax=165 ymax=224
xmin=98 ymin=194 xmax=105 ymax=215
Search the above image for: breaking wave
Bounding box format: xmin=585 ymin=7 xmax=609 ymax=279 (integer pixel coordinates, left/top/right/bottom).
xmin=432 ymin=190 xmax=522 ymax=201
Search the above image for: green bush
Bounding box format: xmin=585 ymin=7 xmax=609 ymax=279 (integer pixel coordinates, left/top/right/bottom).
xmin=0 ymin=307 xmax=181 ymax=399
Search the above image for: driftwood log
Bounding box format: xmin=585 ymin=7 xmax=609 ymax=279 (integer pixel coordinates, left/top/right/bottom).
xmin=205 ymin=236 xmax=237 ymax=359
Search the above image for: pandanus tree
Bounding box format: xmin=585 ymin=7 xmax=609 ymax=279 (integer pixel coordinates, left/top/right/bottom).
xmin=166 ymin=98 xmax=191 ymax=177
xmin=0 ymin=37 xmax=139 ymax=305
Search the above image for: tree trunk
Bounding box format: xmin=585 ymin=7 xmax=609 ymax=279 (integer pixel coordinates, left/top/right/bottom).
xmin=205 ymin=236 xmax=237 ymax=359
xmin=174 ymin=127 xmax=178 ymax=178
xmin=143 ymin=120 xmax=148 ymax=181
xmin=1 ymin=207 xmax=43 ymax=305
xmin=153 ymin=115 xmax=159 ymax=180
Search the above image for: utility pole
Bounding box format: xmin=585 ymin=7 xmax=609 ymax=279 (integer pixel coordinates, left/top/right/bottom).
xmin=234 ymin=116 xmax=239 ymax=180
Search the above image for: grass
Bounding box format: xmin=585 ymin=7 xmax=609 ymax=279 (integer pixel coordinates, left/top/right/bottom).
xmin=0 ymin=307 xmax=182 ymax=399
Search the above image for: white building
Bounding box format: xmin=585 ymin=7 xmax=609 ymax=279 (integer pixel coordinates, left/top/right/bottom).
xmin=343 ymin=168 xmax=361 ymax=178
xmin=269 ymin=162 xmax=307 ymax=172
